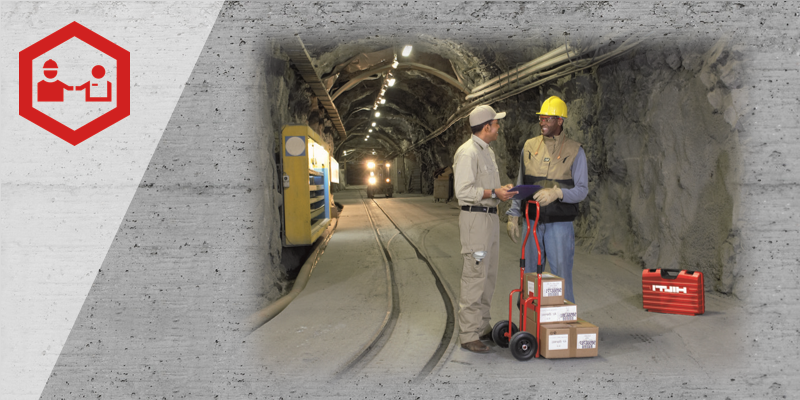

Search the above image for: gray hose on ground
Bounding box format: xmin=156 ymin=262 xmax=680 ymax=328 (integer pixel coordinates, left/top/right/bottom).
xmin=245 ymin=217 xmax=339 ymax=336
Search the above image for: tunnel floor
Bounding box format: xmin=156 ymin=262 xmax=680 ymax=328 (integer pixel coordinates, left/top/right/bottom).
xmin=245 ymin=188 xmax=746 ymax=397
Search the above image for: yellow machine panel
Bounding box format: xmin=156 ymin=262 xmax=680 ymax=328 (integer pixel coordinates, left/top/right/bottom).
xmin=281 ymin=125 xmax=331 ymax=246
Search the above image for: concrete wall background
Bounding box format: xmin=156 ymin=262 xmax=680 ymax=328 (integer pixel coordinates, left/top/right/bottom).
xmin=2 ymin=1 xmax=799 ymax=398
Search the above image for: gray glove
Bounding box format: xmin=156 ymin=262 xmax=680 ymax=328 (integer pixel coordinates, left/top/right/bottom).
xmin=533 ymin=187 xmax=563 ymax=207
xmin=507 ymin=216 xmax=520 ymax=243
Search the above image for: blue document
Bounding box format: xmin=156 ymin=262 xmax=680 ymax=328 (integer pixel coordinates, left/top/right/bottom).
xmin=509 ymin=185 xmax=542 ymax=200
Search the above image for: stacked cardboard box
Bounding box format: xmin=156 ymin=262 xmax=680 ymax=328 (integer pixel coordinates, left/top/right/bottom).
xmin=522 ymin=272 xmax=565 ymax=306
xmin=522 ymin=272 xmax=599 ymax=358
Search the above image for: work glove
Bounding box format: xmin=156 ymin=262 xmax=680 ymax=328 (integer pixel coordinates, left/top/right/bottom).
xmin=533 ymin=187 xmax=563 ymax=207
xmin=507 ymin=216 xmax=520 ymax=243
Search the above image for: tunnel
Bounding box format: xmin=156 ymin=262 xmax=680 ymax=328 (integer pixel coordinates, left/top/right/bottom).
xmin=21 ymin=2 xmax=798 ymax=399
xmin=274 ymin=13 xmax=742 ymax=294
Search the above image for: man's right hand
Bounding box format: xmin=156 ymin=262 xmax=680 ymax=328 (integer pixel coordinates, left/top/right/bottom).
xmin=495 ymin=184 xmax=518 ymax=202
xmin=507 ymin=216 xmax=520 ymax=243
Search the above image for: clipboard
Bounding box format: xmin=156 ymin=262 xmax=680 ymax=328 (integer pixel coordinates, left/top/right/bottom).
xmin=509 ymin=185 xmax=541 ymax=200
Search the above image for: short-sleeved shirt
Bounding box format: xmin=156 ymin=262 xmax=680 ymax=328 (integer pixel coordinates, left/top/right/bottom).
xmin=453 ymin=135 xmax=501 ymax=208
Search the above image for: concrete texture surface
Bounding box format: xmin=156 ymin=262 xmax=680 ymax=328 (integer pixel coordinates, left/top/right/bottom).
xmin=1 ymin=1 xmax=798 ymax=399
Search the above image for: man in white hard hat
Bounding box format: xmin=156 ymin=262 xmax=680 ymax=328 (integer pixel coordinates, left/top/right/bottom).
xmin=453 ymin=105 xmax=517 ymax=353
xmin=506 ymin=96 xmax=588 ymax=304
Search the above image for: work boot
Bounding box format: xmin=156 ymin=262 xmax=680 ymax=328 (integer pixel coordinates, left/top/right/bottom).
xmin=461 ymin=340 xmax=490 ymax=353
xmin=479 ymin=330 xmax=493 ymax=342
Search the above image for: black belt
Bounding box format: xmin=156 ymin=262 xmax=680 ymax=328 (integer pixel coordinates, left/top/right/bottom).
xmin=461 ymin=206 xmax=497 ymax=214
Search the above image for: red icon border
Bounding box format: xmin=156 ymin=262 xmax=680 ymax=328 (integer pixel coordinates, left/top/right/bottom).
xmin=19 ymin=22 xmax=130 ymax=146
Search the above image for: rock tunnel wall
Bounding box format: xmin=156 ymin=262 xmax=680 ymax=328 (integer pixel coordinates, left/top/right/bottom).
xmin=487 ymin=41 xmax=743 ymax=293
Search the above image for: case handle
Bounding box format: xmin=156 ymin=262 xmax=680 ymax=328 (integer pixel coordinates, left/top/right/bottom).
xmin=651 ymin=269 xmax=697 ymax=279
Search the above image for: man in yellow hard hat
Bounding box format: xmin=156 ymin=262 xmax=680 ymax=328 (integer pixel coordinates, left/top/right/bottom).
xmin=505 ymin=96 xmax=588 ymax=303
xmin=453 ymin=105 xmax=517 ymax=353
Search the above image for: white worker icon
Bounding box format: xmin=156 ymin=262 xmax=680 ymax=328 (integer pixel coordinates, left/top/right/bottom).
xmin=76 ymin=65 xmax=112 ymax=102
xmin=37 ymin=59 xmax=73 ymax=102
xmin=36 ymin=59 xmax=112 ymax=103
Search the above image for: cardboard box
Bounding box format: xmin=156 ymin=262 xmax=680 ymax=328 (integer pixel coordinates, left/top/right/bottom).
xmin=523 ymin=300 xmax=578 ymax=338
xmin=524 ymin=316 xmax=599 ymax=359
xmin=535 ymin=300 xmax=578 ymax=324
xmin=522 ymin=272 xmax=565 ymax=306
xmin=568 ymin=318 xmax=599 ymax=358
xmin=537 ymin=324 xmax=571 ymax=359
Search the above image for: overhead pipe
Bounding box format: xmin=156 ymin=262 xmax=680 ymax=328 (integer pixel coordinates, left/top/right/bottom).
xmin=470 ymin=44 xmax=574 ymax=93
xmin=466 ymin=41 xmax=607 ymax=100
xmin=405 ymin=35 xmax=643 ymax=152
xmin=474 ymin=36 xmax=644 ymax=106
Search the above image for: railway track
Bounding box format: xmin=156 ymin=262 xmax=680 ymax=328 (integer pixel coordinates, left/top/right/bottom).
xmin=337 ymin=192 xmax=456 ymax=381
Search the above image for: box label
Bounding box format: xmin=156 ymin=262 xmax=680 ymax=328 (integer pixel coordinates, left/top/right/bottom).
xmin=577 ymin=333 xmax=597 ymax=349
xmin=528 ymin=280 xmax=563 ymax=297
xmin=561 ymin=307 xmax=577 ymax=321
xmin=548 ymin=334 xmax=569 ymax=350
xmin=543 ymin=281 xmax=563 ymax=297
xmin=539 ymin=305 xmax=577 ymax=322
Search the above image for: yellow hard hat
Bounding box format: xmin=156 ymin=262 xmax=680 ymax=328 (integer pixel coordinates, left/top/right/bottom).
xmin=536 ymin=96 xmax=567 ymax=118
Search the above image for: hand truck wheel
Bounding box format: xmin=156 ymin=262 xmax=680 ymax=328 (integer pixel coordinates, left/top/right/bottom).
xmin=491 ymin=320 xmax=519 ymax=348
xmin=509 ymin=331 xmax=537 ymax=361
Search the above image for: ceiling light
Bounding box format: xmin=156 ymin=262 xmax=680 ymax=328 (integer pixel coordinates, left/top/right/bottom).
xmin=369 ymin=129 xmax=373 ymax=133
xmin=380 ymin=98 xmax=386 ymax=104
xmin=392 ymin=60 xmax=399 ymax=68
xmin=375 ymin=111 xmax=380 ymax=117
xmin=364 ymin=138 xmax=368 ymax=141
xmin=388 ymin=78 xmax=396 ymax=87
xmin=373 ymin=104 xmax=378 ymax=110
xmin=372 ymin=122 xmax=376 ymax=127
xmin=366 ymin=135 xmax=370 ymax=138
xmin=402 ymin=45 xmax=412 ymax=56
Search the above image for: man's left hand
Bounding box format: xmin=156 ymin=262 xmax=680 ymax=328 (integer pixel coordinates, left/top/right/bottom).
xmin=533 ymin=187 xmax=562 ymax=206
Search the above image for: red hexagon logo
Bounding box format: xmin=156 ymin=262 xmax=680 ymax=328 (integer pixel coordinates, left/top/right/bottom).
xmin=19 ymin=22 xmax=130 ymax=146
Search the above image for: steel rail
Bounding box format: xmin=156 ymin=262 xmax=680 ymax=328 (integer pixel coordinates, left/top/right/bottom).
xmin=368 ymin=198 xmax=456 ymax=382
xmin=336 ymin=192 xmax=400 ymax=377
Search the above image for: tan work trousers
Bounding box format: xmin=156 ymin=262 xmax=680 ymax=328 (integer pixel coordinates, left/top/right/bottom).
xmin=457 ymin=210 xmax=500 ymax=343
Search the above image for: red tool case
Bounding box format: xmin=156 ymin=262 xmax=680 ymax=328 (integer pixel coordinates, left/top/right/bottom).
xmin=641 ymin=269 xmax=705 ymax=316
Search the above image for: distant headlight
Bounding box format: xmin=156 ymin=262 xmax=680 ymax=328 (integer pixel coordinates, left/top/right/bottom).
xmin=386 ymin=178 xmax=390 ymax=183
xmin=368 ymin=177 xmax=377 ymax=185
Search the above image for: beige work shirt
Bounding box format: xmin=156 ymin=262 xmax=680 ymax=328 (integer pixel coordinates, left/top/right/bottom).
xmin=453 ymin=135 xmax=501 ymax=207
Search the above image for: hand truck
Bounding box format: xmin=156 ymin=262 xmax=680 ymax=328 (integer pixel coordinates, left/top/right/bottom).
xmin=491 ymin=200 xmax=542 ymax=361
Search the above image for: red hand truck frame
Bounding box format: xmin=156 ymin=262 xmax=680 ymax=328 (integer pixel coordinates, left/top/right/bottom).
xmin=491 ymin=200 xmax=542 ymax=360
